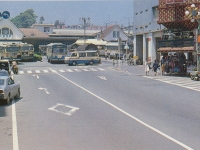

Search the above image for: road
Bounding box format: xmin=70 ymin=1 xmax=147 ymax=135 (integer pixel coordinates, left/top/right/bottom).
xmin=0 ymin=56 xmax=200 ymax=150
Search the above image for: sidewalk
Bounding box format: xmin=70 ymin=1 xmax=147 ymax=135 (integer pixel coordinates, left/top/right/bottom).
xmin=102 ymin=58 xmax=191 ymax=78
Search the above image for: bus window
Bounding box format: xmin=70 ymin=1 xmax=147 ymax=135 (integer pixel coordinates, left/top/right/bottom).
xmin=79 ymin=53 xmax=86 ymax=57
xmin=87 ymin=52 xmax=98 ymax=57
xmin=71 ymin=53 xmax=77 ymax=57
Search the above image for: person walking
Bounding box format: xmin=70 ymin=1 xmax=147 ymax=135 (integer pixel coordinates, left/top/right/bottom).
xmin=152 ymin=60 xmax=159 ymax=76
xmin=144 ymin=58 xmax=149 ymax=76
xmin=161 ymin=56 xmax=166 ymax=75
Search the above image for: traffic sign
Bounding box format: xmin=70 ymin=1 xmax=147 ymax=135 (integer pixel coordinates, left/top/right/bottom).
xmin=2 ymin=11 xmax=10 ymax=19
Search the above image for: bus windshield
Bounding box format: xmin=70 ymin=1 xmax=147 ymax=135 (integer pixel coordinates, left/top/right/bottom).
xmin=6 ymin=47 xmax=20 ymax=52
xmin=21 ymin=46 xmax=34 ymax=51
xmin=52 ymin=47 xmax=66 ymax=53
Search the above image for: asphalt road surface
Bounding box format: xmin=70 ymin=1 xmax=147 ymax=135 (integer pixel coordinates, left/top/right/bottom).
xmin=0 ymin=57 xmax=200 ymax=150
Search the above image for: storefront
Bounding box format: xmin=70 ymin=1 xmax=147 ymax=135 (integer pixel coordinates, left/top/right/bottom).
xmin=157 ymin=46 xmax=196 ymax=75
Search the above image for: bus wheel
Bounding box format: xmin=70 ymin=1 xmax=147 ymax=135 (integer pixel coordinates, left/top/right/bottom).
xmin=89 ymin=61 xmax=94 ymax=65
xmin=72 ymin=61 xmax=77 ymax=66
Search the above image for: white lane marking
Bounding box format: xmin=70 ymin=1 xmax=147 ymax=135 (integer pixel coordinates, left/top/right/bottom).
xmin=18 ymin=71 xmax=24 ymax=74
xmin=35 ymin=70 xmax=40 ymax=73
xmin=82 ymin=69 xmax=89 ymax=71
xmin=43 ymin=70 xmax=49 ymax=73
xmin=97 ymin=68 xmax=105 ymax=71
xmin=144 ymin=76 xmax=200 ymax=92
xmin=59 ymin=70 xmax=65 ymax=72
xmin=66 ymin=69 xmax=73 ymax=72
xmin=48 ymin=103 xmax=79 ymax=116
xmin=51 ymin=68 xmax=194 ymax=150
xmin=27 ymin=70 xmax=32 ymax=74
xmin=98 ymin=76 xmax=107 ymax=80
xmin=74 ymin=69 xmax=81 ymax=72
xmin=33 ymin=74 xmax=39 ymax=79
xmin=12 ymin=100 xmax=19 ymax=150
xmin=90 ymin=68 xmax=98 ymax=71
xmin=38 ymin=87 xmax=50 ymax=94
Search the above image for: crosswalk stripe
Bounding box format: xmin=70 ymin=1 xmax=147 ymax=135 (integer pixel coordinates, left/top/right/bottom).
xmin=90 ymin=68 xmax=98 ymax=71
xmin=35 ymin=70 xmax=40 ymax=73
xmin=82 ymin=69 xmax=89 ymax=71
xmin=19 ymin=71 xmax=24 ymax=74
xmin=97 ymin=68 xmax=105 ymax=71
xmin=43 ymin=70 xmax=49 ymax=73
xmin=74 ymin=69 xmax=81 ymax=72
xmin=144 ymin=75 xmax=200 ymax=92
xmin=27 ymin=70 xmax=32 ymax=74
xmin=59 ymin=70 xmax=65 ymax=72
xmin=66 ymin=69 xmax=73 ymax=72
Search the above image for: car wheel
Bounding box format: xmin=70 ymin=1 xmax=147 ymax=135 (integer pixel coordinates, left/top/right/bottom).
xmin=89 ymin=61 xmax=94 ymax=65
xmin=72 ymin=61 xmax=77 ymax=66
xmin=5 ymin=94 xmax=11 ymax=105
xmin=15 ymin=90 xmax=20 ymax=99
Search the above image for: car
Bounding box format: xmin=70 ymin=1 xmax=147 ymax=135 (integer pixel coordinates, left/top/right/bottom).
xmin=0 ymin=76 xmax=20 ymax=105
xmin=0 ymin=60 xmax=11 ymax=75
xmin=0 ymin=69 xmax=10 ymax=76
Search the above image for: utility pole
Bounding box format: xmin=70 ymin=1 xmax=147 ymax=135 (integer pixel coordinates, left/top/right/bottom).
xmin=79 ymin=17 xmax=90 ymax=45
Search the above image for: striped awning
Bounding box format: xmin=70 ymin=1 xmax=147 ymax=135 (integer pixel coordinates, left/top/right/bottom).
xmin=157 ymin=46 xmax=195 ymax=52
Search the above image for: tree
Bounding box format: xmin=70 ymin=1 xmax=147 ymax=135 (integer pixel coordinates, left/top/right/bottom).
xmin=39 ymin=16 xmax=45 ymax=24
xmin=54 ymin=20 xmax=59 ymax=28
xmin=11 ymin=9 xmax=38 ymax=28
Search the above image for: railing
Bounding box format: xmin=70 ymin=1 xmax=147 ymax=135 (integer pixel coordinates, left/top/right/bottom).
xmin=158 ymin=39 xmax=195 ymax=47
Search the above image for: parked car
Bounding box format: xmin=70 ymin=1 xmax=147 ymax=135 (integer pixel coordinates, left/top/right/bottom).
xmin=0 ymin=70 xmax=10 ymax=76
xmin=0 ymin=76 xmax=20 ymax=105
xmin=0 ymin=60 xmax=11 ymax=75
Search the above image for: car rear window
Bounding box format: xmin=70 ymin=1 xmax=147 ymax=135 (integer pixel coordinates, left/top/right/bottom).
xmin=0 ymin=79 xmax=4 ymax=85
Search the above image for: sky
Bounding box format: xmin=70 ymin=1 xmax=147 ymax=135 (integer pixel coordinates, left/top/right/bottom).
xmin=0 ymin=0 xmax=134 ymax=27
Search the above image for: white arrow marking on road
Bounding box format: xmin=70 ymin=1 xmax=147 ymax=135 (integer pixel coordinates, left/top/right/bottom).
xmin=48 ymin=103 xmax=79 ymax=116
xmin=98 ymin=76 xmax=107 ymax=80
xmin=38 ymin=87 xmax=50 ymax=94
xmin=33 ymin=74 xmax=39 ymax=79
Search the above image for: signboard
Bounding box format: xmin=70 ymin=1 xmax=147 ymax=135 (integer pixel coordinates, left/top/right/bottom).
xmin=133 ymin=56 xmax=138 ymax=60
xmin=2 ymin=11 xmax=10 ymax=19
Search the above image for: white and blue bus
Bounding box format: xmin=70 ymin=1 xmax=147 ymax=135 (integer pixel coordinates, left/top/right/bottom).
xmin=46 ymin=43 xmax=67 ymax=63
xmin=20 ymin=43 xmax=34 ymax=61
xmin=64 ymin=50 xmax=101 ymax=66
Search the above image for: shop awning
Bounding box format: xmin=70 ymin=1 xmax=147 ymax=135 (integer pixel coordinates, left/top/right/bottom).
xmin=157 ymin=46 xmax=195 ymax=53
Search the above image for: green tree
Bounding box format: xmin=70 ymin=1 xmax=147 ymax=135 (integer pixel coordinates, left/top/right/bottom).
xmin=39 ymin=16 xmax=45 ymax=24
xmin=11 ymin=9 xmax=37 ymax=28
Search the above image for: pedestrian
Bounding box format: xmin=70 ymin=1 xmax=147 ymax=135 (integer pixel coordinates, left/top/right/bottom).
xmin=152 ymin=60 xmax=159 ymax=76
xmin=105 ymin=51 xmax=108 ymax=60
xmin=144 ymin=58 xmax=149 ymax=75
xmin=161 ymin=56 xmax=165 ymax=75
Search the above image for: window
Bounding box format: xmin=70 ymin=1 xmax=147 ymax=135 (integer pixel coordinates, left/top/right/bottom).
xmin=71 ymin=53 xmax=77 ymax=57
xmin=113 ymin=31 xmax=116 ymax=38
xmin=117 ymin=31 xmax=120 ymax=38
xmin=44 ymin=27 xmax=50 ymax=32
xmin=152 ymin=6 xmax=159 ymax=20
xmin=87 ymin=52 xmax=97 ymax=57
xmin=79 ymin=53 xmax=86 ymax=57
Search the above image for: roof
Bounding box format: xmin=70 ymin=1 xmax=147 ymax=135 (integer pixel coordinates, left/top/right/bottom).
xmin=51 ymin=29 xmax=100 ymax=36
xmin=76 ymin=44 xmax=98 ymax=51
xmin=157 ymin=46 xmax=195 ymax=52
xmin=75 ymin=39 xmax=107 ymax=45
xmin=19 ymin=28 xmax=49 ymax=38
xmin=100 ymin=25 xmax=116 ymax=39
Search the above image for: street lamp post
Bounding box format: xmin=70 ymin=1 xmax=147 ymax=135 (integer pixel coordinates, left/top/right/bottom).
xmin=185 ymin=4 xmax=200 ymax=72
xmin=80 ymin=17 xmax=90 ymax=45
xmin=124 ymin=41 xmax=129 ymax=62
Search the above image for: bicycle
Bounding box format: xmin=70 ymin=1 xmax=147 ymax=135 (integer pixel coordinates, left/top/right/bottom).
xmin=127 ymin=58 xmax=134 ymax=65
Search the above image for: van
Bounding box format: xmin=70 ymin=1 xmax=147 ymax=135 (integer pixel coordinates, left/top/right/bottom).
xmin=0 ymin=60 xmax=11 ymax=75
xmin=65 ymin=50 xmax=101 ymax=66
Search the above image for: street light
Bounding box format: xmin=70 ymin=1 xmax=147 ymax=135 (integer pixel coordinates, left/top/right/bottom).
xmin=185 ymin=3 xmax=200 ymax=72
xmin=79 ymin=17 xmax=90 ymax=45
xmin=124 ymin=41 xmax=129 ymax=62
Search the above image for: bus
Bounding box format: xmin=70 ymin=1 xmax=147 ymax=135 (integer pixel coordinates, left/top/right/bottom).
xmin=64 ymin=50 xmax=101 ymax=66
xmin=20 ymin=43 xmax=34 ymax=61
xmin=46 ymin=43 xmax=67 ymax=63
xmin=0 ymin=43 xmax=21 ymax=62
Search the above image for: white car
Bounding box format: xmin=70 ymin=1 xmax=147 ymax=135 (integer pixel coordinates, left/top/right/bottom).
xmin=0 ymin=76 xmax=20 ymax=105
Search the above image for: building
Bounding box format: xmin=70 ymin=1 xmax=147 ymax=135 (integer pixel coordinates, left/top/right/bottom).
xmin=133 ymin=0 xmax=165 ymax=64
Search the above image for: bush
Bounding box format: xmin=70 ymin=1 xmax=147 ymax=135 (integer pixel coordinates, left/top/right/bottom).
xmin=34 ymin=54 xmax=42 ymax=61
